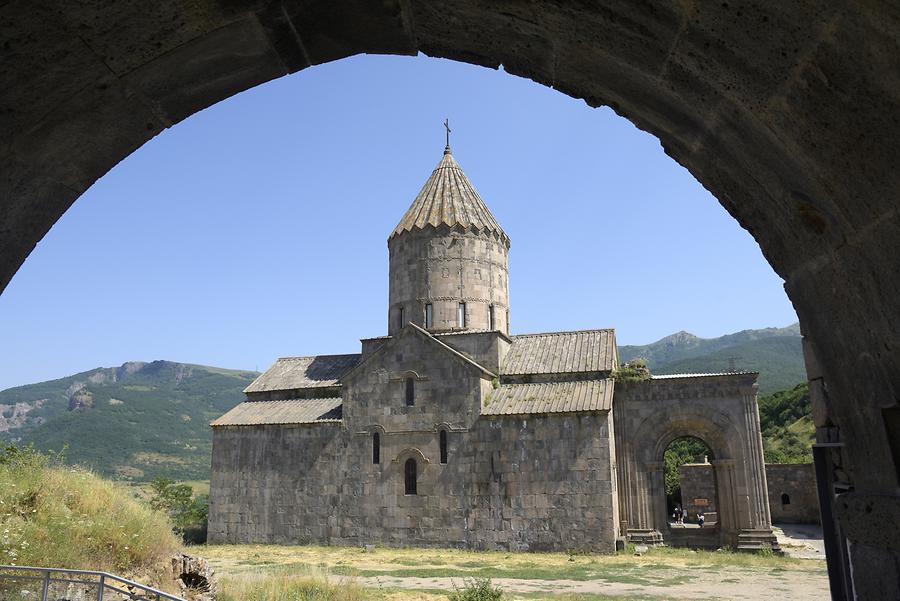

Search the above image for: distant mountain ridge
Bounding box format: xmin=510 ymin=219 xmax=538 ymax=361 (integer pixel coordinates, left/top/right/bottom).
xmin=0 ymin=360 xmax=257 ymax=481
xmin=618 ymin=323 xmax=804 ymax=394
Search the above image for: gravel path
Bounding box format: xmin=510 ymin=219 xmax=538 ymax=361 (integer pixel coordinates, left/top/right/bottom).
xmin=343 ymin=568 xmax=829 ymax=600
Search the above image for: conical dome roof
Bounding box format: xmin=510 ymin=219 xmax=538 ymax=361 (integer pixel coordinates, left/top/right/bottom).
xmin=389 ymin=148 xmax=509 ymax=246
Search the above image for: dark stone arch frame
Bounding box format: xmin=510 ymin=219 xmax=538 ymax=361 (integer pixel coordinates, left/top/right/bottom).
xmin=3 ymin=3 xmax=899 ymax=594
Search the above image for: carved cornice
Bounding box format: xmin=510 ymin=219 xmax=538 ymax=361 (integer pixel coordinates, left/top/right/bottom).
xmin=416 ymin=296 xmax=509 ymax=308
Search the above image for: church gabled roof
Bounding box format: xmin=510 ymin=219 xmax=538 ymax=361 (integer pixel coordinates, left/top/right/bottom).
xmin=389 ymin=148 xmax=509 ymax=245
xmin=244 ymin=354 xmax=361 ymax=393
xmin=211 ymin=397 xmax=342 ymax=426
xmin=501 ymin=329 xmax=617 ymax=376
xmin=483 ymin=379 xmax=614 ymax=416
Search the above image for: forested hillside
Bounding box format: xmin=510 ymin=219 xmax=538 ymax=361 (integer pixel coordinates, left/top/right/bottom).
xmin=758 ymin=382 xmax=814 ymax=463
xmin=0 ymin=361 xmax=256 ymax=481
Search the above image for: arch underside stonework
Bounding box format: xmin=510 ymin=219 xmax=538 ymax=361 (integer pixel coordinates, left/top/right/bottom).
xmin=4 ymin=3 xmax=900 ymax=597
xmin=613 ymin=375 xmax=776 ymax=550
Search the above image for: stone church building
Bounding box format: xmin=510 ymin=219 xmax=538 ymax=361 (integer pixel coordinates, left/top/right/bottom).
xmin=209 ymin=144 xmax=779 ymax=552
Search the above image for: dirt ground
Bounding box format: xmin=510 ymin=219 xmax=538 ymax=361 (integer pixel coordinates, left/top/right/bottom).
xmin=774 ymin=524 xmax=827 ymax=561
xmin=202 ymin=543 xmax=829 ymax=600
xmin=345 ymin=571 xmax=827 ymax=600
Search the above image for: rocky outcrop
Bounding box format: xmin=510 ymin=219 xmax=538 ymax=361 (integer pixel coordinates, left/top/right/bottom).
xmin=0 ymin=399 xmax=45 ymax=432
xmin=86 ymin=361 xmax=148 ymax=386
xmin=66 ymin=383 xmax=93 ymax=411
xmin=174 ymin=364 xmax=194 ymax=385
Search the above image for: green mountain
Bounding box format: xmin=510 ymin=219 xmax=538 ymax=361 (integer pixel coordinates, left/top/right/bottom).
xmin=0 ymin=361 xmax=256 ymax=482
xmin=618 ymin=323 xmax=805 ymax=394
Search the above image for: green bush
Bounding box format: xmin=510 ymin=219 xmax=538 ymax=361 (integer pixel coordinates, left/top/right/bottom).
xmin=612 ymin=359 xmax=650 ymax=383
xmin=449 ymin=577 xmax=503 ymax=601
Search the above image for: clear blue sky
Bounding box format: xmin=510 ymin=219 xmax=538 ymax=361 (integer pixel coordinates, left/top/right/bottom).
xmin=0 ymin=54 xmax=797 ymax=391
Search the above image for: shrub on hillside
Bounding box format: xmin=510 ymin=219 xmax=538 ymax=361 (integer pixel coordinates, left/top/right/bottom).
xmin=0 ymin=444 xmax=181 ymax=577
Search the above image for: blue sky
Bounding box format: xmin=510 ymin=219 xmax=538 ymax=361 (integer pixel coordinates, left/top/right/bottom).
xmin=0 ymin=54 xmax=797 ymax=390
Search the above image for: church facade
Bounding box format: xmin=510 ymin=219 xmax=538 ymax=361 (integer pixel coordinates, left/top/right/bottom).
xmin=208 ymin=145 xmax=778 ymax=552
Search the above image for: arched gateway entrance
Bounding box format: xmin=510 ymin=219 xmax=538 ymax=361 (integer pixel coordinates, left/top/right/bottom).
xmin=614 ymin=373 xmax=775 ymax=550
xmin=3 ymin=3 xmax=899 ymax=598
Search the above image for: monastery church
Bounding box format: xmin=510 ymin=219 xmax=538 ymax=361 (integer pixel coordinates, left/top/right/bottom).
xmin=209 ymin=141 xmax=779 ymax=552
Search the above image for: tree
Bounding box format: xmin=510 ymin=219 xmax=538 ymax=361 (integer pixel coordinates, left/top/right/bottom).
xmin=147 ymin=477 xmax=208 ymax=543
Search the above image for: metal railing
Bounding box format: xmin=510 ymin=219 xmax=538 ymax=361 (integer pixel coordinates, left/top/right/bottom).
xmin=0 ymin=565 xmax=186 ymax=601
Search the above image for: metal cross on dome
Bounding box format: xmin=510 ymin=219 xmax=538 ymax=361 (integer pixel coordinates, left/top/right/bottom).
xmin=444 ymin=118 xmax=451 ymax=148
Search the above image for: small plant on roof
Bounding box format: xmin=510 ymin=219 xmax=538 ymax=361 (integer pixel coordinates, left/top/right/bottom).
xmin=612 ymin=359 xmax=651 ymax=383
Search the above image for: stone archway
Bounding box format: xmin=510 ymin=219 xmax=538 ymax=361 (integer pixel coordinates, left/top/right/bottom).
xmin=3 ymin=3 xmax=899 ymax=596
xmin=614 ymin=374 xmax=777 ymax=550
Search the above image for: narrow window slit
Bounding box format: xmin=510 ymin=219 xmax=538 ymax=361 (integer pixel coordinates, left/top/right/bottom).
xmin=405 ymin=377 xmax=415 ymax=406
xmin=404 ymin=458 xmax=417 ymax=495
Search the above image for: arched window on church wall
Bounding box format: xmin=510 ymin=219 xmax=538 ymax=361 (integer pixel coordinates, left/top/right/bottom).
xmin=781 ymin=493 xmax=791 ymax=506
xmin=404 ymin=458 xmax=417 ymax=495
xmin=440 ymin=430 xmax=448 ymax=464
xmin=372 ymin=432 xmax=380 ymax=465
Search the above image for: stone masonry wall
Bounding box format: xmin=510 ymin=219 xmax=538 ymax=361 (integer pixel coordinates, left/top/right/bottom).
xmin=679 ymin=463 xmax=717 ymax=521
xmin=766 ymin=463 xmax=820 ymax=524
xmin=208 ymin=411 xmax=617 ymax=551
xmin=207 ymin=423 xmax=348 ymax=544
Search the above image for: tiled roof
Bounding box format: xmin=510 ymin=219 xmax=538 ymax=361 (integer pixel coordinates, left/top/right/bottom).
xmin=211 ymin=398 xmax=342 ymax=426
xmin=244 ymin=354 xmax=361 ymax=393
xmin=389 ymin=148 xmax=509 ymax=244
xmin=651 ymin=371 xmax=757 ymax=379
xmin=482 ymin=379 xmax=614 ymax=416
xmin=501 ymin=329 xmax=616 ymax=375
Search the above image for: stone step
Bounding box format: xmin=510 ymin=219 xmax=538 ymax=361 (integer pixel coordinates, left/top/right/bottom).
xmin=666 ymin=527 xmax=720 ymax=549
xmin=737 ymin=530 xmax=782 ymax=553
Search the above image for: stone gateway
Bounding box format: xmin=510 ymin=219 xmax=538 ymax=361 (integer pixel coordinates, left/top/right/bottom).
xmin=208 ymin=144 xmax=778 ymax=552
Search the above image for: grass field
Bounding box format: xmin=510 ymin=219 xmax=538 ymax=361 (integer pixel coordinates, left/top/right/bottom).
xmin=202 ymin=543 xmax=828 ymax=601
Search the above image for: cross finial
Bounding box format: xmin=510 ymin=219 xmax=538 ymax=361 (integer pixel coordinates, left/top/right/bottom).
xmin=443 ymin=118 xmax=451 ymax=153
